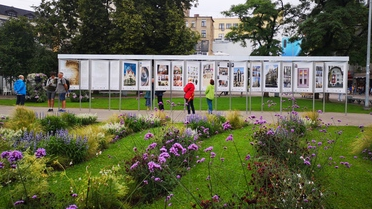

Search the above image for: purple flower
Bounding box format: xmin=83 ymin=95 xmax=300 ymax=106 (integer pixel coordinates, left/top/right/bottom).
xmin=130 ymin=161 xmax=139 ymax=170
xmin=317 ymin=110 xmax=323 ymax=114
xmin=188 ymin=143 xmax=198 ymax=151
xmin=66 ymin=204 xmax=78 ymax=209
xmin=144 ymin=132 xmax=154 ymax=140
xmin=146 ymin=143 xmax=157 ymax=151
xmin=148 ymin=161 xmax=162 ymax=172
xmin=143 ymin=180 xmax=148 ymax=185
xmin=32 ymin=195 xmax=37 ymax=199
xmin=7 ymin=150 xmax=23 ymax=163
xmin=176 ymin=175 xmax=181 ymax=179
xmin=204 ymin=146 xmax=213 ymax=152
xmin=196 ymin=158 xmax=205 ymax=163
xmin=14 ymin=200 xmax=24 ymax=205
xmin=222 ymin=121 xmax=232 ymax=130
xmin=267 ymin=129 xmax=275 ymax=135
xmin=154 ymin=177 xmax=161 ymax=182
xmin=1 ymin=151 xmax=9 ymax=159
xmin=245 ymin=154 xmax=251 ymax=160
xmin=0 ymin=162 xmax=3 ymax=169
xmin=35 ymin=148 xmax=46 ymax=158
xmin=220 ymin=158 xmax=225 ymax=162
xmin=304 ymin=160 xmax=311 ymax=166
xmin=212 ymin=195 xmax=219 ymax=202
xmin=210 ymin=152 xmax=216 ymax=158
xmin=72 ymin=193 xmax=78 ymax=197
xmin=225 ymin=134 xmax=233 ymax=141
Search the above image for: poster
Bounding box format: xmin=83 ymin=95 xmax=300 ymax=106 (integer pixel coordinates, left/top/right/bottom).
xmin=281 ymin=62 xmax=292 ymax=93
xmin=314 ymin=62 xmax=324 ymax=93
xmin=109 ymin=61 xmax=120 ymax=90
xmin=91 ymin=60 xmax=109 ymax=90
xmin=139 ymin=60 xmax=152 ymax=91
xmin=250 ymin=62 xmax=262 ymax=92
xmin=172 ymin=61 xmax=184 ymax=91
xmin=263 ymin=62 xmax=280 ymax=92
xmin=231 ymin=62 xmax=246 ymax=92
xmin=155 ymin=61 xmax=170 ymax=91
xmin=293 ymin=62 xmax=313 ymax=93
xmin=217 ymin=61 xmax=229 ymax=92
xmin=325 ymin=62 xmax=347 ymax=93
xmin=201 ymin=61 xmax=214 ymax=91
xmin=122 ymin=61 xmax=138 ymax=90
xmin=186 ymin=61 xmax=200 ymax=91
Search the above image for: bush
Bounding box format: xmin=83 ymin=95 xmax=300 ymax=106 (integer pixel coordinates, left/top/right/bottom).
xmin=69 ymin=90 xmax=91 ymax=102
xmin=186 ymin=113 xmax=226 ymax=138
xmin=225 ymin=110 xmax=245 ymax=129
xmin=352 ymin=125 xmax=372 ymax=155
xmin=75 ymin=113 xmax=98 ymax=125
xmin=26 ymin=73 xmax=48 ymax=102
xmin=4 ymin=106 xmax=42 ymax=132
xmin=40 ymin=115 xmax=67 ymax=134
xmin=279 ymin=111 xmax=307 ymax=136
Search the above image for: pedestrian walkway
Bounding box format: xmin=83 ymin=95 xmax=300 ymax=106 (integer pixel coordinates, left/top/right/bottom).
xmin=0 ymin=105 xmax=371 ymax=127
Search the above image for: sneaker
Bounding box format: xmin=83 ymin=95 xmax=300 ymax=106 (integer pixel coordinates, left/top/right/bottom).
xmin=47 ymin=109 xmax=53 ymax=112
xmin=58 ymin=109 xmax=66 ymax=112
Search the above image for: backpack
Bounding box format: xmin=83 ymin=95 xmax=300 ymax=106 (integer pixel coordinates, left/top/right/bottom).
xmin=64 ymin=78 xmax=70 ymax=91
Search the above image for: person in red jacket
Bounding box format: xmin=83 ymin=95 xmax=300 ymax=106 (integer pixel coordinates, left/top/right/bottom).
xmin=184 ymin=77 xmax=195 ymax=114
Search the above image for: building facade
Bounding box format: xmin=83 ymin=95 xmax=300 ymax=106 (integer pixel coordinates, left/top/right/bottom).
xmin=0 ymin=4 xmax=35 ymax=26
xmin=213 ymin=18 xmax=241 ymax=41
xmin=185 ymin=14 xmax=214 ymax=55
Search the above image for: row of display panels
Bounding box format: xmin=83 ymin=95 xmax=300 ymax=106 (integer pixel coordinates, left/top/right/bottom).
xmin=59 ymin=60 xmax=348 ymax=94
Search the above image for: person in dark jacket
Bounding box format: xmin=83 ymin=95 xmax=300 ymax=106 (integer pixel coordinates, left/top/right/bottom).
xmin=184 ymin=77 xmax=195 ymax=114
xmin=155 ymin=90 xmax=165 ymax=110
xmin=13 ymin=75 xmax=26 ymax=105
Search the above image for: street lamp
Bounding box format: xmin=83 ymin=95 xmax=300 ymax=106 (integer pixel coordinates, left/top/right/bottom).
xmin=365 ymin=0 xmax=371 ymax=109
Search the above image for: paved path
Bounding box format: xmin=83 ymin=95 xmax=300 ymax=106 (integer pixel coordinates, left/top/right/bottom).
xmin=0 ymin=105 xmax=371 ymax=127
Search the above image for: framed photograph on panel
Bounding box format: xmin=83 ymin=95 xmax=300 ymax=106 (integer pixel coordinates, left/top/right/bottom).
xmin=139 ymin=60 xmax=152 ymax=91
xmin=155 ymin=61 xmax=171 ymax=91
xmin=59 ymin=60 xmax=84 ymax=90
xmin=293 ymin=62 xmax=313 ymax=93
xmin=91 ymin=60 xmax=109 ymax=90
xmin=172 ymin=61 xmax=184 ymax=91
xmin=122 ymin=61 xmax=138 ymax=90
xmin=250 ymin=62 xmax=262 ymax=92
xmin=186 ymin=61 xmax=200 ymax=91
xmin=263 ymin=62 xmax=280 ymax=92
xmin=109 ymin=61 xmax=121 ymax=90
xmin=231 ymin=62 xmax=247 ymax=92
xmin=201 ymin=61 xmax=214 ymax=91
xmin=325 ymin=62 xmax=347 ymax=93
xmin=217 ymin=61 xmax=230 ymax=92
xmin=281 ymin=62 xmax=292 ymax=93
xmin=314 ymin=62 xmax=324 ymax=93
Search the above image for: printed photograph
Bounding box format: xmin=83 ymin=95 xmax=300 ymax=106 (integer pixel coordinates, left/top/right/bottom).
xmin=123 ymin=63 xmax=137 ymax=86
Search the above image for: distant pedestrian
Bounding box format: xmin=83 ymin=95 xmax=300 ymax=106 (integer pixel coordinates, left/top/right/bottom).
xmin=13 ymin=75 xmax=26 ymax=105
xmin=56 ymin=72 xmax=68 ymax=112
xmin=338 ymin=93 xmax=343 ymax=102
xmin=155 ymin=90 xmax=165 ymax=110
xmin=145 ymin=79 xmax=155 ymax=110
xmin=205 ymin=79 xmax=215 ymax=114
xmin=45 ymin=72 xmax=58 ymax=112
xmin=184 ymin=77 xmax=195 ymax=114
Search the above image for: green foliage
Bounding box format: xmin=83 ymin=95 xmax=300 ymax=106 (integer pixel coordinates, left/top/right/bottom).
xmin=225 ymin=110 xmax=245 ymax=129
xmin=40 ymin=115 xmax=68 ymax=134
xmin=69 ymin=90 xmax=91 ymax=102
xmin=75 ymin=113 xmax=98 ymax=125
xmin=26 ymin=73 xmax=48 ymax=103
xmin=120 ymin=113 xmax=162 ymax=133
xmin=279 ymin=112 xmax=307 ymax=136
xmin=4 ymin=106 xmax=42 ymax=132
xmin=351 ymin=125 xmax=372 ymax=155
xmin=187 ymin=113 xmax=226 ymax=138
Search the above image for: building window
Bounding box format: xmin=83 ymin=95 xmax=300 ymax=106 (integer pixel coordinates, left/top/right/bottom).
xmin=201 ymin=30 xmax=207 ymax=38
xmin=201 ymin=19 xmax=206 ymax=27
xmin=233 ymin=23 xmax=238 ymax=27
xmin=191 ymin=21 xmax=195 ymax=28
xmin=25 ymin=15 xmax=34 ymax=20
xmin=226 ymin=23 xmax=232 ymax=29
xmin=219 ymin=23 xmax=225 ymax=31
xmin=218 ymin=33 xmax=224 ymax=39
xmin=185 ymin=21 xmax=189 ymax=27
xmin=6 ymin=11 xmax=17 ymax=17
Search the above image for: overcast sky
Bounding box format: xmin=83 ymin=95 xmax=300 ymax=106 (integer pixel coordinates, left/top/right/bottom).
xmin=2 ymin=0 xmax=298 ymax=18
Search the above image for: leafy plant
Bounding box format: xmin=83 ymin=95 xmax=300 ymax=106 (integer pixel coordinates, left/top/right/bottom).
xmin=69 ymin=90 xmax=91 ymax=102
xmin=225 ymin=110 xmax=246 ymax=129
xmin=40 ymin=115 xmax=67 ymax=134
xmin=26 ymin=73 xmax=48 ymax=103
xmin=4 ymin=106 xmax=42 ymax=132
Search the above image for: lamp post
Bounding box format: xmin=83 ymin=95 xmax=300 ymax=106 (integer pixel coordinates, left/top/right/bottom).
xmin=365 ymin=0 xmax=371 ymax=109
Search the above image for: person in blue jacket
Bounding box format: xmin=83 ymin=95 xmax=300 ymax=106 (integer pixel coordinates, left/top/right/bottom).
xmin=13 ymin=75 xmax=26 ymax=105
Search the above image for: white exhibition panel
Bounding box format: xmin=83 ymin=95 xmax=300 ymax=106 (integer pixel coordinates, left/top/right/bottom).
xmin=57 ymin=55 xmax=349 ymax=94
xmin=139 ymin=60 xmax=152 ymax=91
xmin=109 ymin=61 xmax=121 ymax=90
xmin=186 ymin=61 xmax=201 ymax=92
xmin=201 ymin=61 xmax=214 ymax=91
xmin=263 ymin=62 xmax=280 ymax=93
xmin=171 ymin=61 xmax=184 ymax=91
xmin=231 ymin=61 xmax=247 ymax=92
xmin=122 ymin=61 xmax=138 ymax=91
xmin=217 ymin=61 xmax=230 ymax=92
xmin=314 ymin=62 xmax=324 ymax=93
xmin=250 ymin=62 xmax=262 ymax=92
xmin=91 ymin=60 xmax=109 ymax=90
xmin=325 ymin=62 xmax=348 ymax=93
xmin=293 ymin=62 xmax=313 ymax=93
xmin=281 ymin=62 xmax=293 ymax=93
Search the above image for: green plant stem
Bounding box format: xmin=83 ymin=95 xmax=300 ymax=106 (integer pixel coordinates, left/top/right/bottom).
xmin=232 ymin=141 xmax=250 ymax=192
xmin=16 ymin=162 xmax=30 ymax=209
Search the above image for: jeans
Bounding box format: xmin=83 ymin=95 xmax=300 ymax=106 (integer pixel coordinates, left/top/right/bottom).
xmin=207 ymin=98 xmax=213 ymax=114
xmin=16 ymin=95 xmax=25 ymax=105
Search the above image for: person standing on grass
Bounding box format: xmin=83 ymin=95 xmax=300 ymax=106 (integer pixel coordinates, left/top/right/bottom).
xmin=145 ymin=78 xmax=155 ymax=110
xmin=205 ymin=79 xmax=215 ymax=114
xmin=13 ymin=75 xmax=26 ymax=105
xmin=155 ymin=90 xmax=165 ymax=110
xmin=56 ymin=72 xmax=68 ymax=112
xmin=45 ymin=72 xmax=58 ymax=112
xmin=184 ymin=77 xmax=195 ymax=114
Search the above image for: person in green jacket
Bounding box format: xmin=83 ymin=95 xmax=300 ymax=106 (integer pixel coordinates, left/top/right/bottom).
xmin=205 ymin=79 xmax=215 ymax=114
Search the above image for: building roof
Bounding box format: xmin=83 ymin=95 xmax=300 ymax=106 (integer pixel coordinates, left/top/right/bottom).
xmin=0 ymin=4 xmax=35 ymax=19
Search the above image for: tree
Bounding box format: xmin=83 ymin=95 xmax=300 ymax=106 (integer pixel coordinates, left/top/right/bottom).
xmin=222 ymin=0 xmax=293 ymax=56
xmin=0 ymin=17 xmax=36 ymax=77
xmin=293 ymin=0 xmax=368 ymax=66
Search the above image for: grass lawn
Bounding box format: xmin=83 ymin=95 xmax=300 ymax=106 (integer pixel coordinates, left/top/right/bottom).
xmin=1 ymin=95 xmax=370 ymax=114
